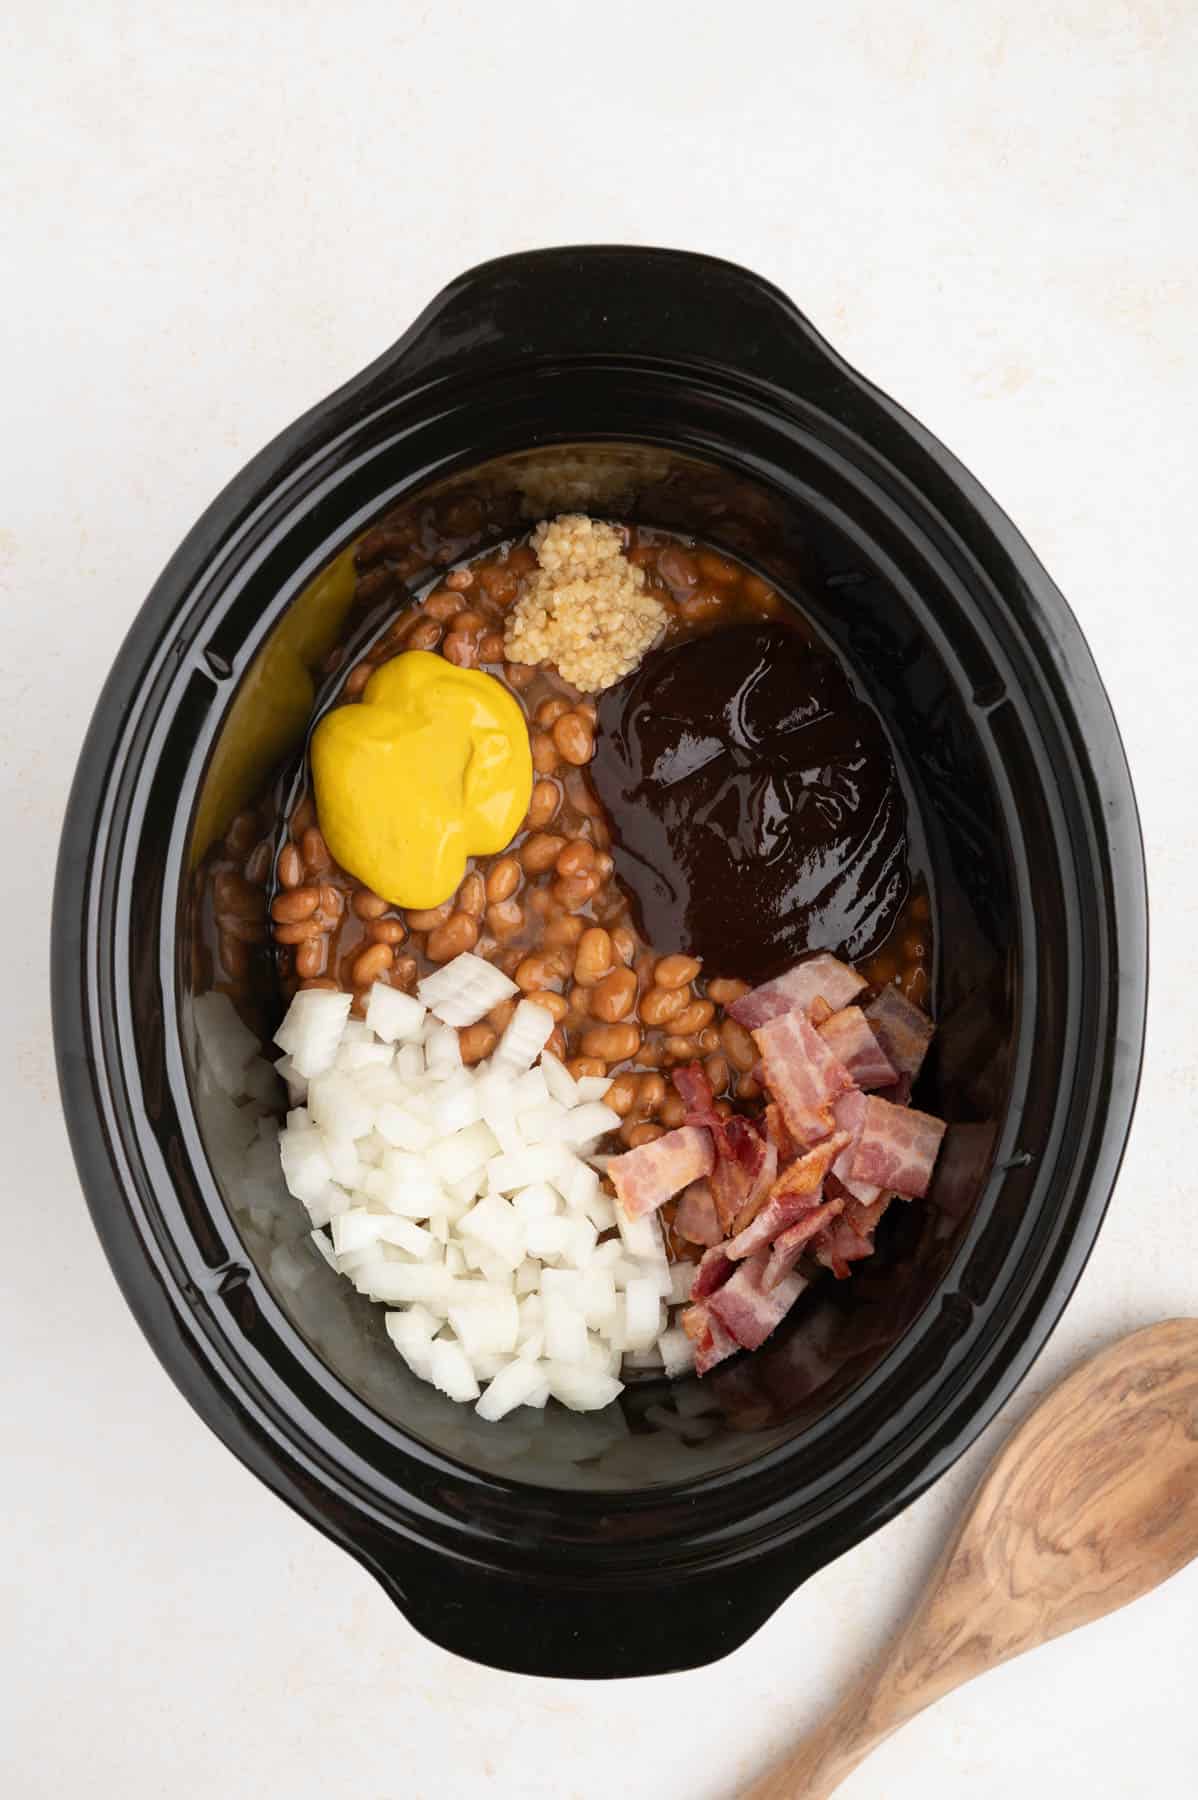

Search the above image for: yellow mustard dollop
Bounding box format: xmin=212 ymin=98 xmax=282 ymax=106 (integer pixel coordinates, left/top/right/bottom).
xmin=310 ymin=651 xmax=532 ymax=910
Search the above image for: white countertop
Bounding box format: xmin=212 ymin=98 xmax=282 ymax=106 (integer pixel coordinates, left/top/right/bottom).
xmin=4 ymin=4 xmax=1196 ymax=1795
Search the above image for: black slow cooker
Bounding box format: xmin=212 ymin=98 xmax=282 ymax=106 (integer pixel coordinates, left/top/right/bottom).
xmin=52 ymin=248 xmax=1146 ymax=1677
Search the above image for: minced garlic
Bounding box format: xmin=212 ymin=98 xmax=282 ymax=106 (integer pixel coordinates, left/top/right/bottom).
xmin=503 ymin=514 xmax=667 ymax=692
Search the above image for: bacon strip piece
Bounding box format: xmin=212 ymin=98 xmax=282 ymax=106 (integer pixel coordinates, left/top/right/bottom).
xmin=752 ymin=1009 xmax=853 ymax=1146
xmin=763 ymin=1198 xmax=847 ymax=1290
xmin=723 ymin=1130 xmax=851 ymax=1260
xmin=707 ymin=1248 xmax=808 ymax=1350
xmin=851 ymin=1096 xmax=946 ymax=1198
xmin=689 ymin=1243 xmax=735 ymax=1299
xmin=812 ymin=1215 xmax=877 ymax=1279
xmin=672 ymin=1064 xmax=774 ymax=1233
xmin=865 ymin=986 xmax=935 ymax=1081
xmin=830 ymin=1089 xmax=884 ymax=1205
xmin=608 ymin=1125 xmax=714 ymax=1218
xmin=729 ymin=953 xmax=867 ymax=1030
xmin=818 ymin=1006 xmax=898 ymax=1090
xmin=694 ymin=1308 xmax=740 ymax=1377
xmin=675 ymin=1178 xmax=723 ymax=1247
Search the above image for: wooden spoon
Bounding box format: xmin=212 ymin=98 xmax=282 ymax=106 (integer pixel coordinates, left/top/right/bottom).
xmin=742 ymin=1317 xmax=1198 ymax=1799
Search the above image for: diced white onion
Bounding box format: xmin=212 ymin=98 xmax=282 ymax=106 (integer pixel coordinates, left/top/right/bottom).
xmin=417 ymin=952 xmax=518 ymax=1028
xmin=365 ymin=983 xmax=427 ymax=1043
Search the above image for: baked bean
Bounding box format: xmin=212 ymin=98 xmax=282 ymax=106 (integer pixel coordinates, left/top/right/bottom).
xmin=672 ymin=999 xmax=715 ymax=1034
xmin=521 ymin=833 xmax=567 ymax=874
xmin=299 ymin=977 xmax=340 ymax=991
xmin=459 ymin=1023 xmax=498 ymax=1065
xmin=663 ymin=1035 xmax=701 ymax=1062
xmin=271 ymin=919 xmax=322 ymax=945
xmin=697 ymin=549 xmax=739 ymax=585
xmin=296 ymin=936 xmax=328 ymax=979
xmin=344 ymin=662 xmax=372 ymax=696
xmin=503 ymin=660 xmax=534 ymax=688
xmin=604 ymin=1074 xmax=640 ymax=1116
xmin=593 ymin=850 xmax=614 ymax=880
xmin=660 ymin=1092 xmax=688 ymax=1128
xmin=443 ymin=632 xmax=476 ymax=667
xmin=479 ymin=632 xmax=505 ymax=663
xmin=555 ymin=839 xmax=596 ymax=878
xmin=638 ymin=1073 xmax=667 ymax=1115
xmin=536 ymin=696 xmax=572 ymax=728
xmin=654 ymin=954 xmax=702 ymax=989
xmin=318 ymin=884 xmax=343 ymax=920
xmin=633 ymin=1039 xmax=663 ymax=1068
xmin=277 ymin=844 xmax=304 ymax=889
xmin=622 ymin=1121 xmax=665 ymax=1148
xmin=707 ymin=977 xmax=749 ymax=1006
xmin=424 ymin=590 xmax=462 ymax=621
xmin=530 ymin=731 xmax=558 ymax=774
xmin=271 ymin=885 xmax=319 ymax=925
xmin=352 ymin=888 xmax=388 ymax=920
xmin=736 ymin=1074 xmax=762 ymax=1100
xmin=516 ymin=952 xmax=564 ymax=993
xmin=551 ymin=711 xmax=594 ymax=766
xmin=590 ymin=966 xmax=637 ymax=1021
xmin=219 ymin=931 xmax=250 ymax=979
xmin=457 ymin=872 xmax=486 ymax=918
xmin=352 ymin=942 xmax=393 ymax=985
xmin=720 ymin=1016 xmax=758 ymax=1071
xmin=568 ymin=1057 xmax=608 ymax=1080
xmin=526 ymin=886 xmax=554 ymax=919
xmin=366 ymin=918 xmax=407 ymax=945
xmin=680 ymin=589 xmax=725 ymax=623
xmin=581 ymin=1022 xmax=641 ymax=1063
xmin=544 ymin=1026 xmax=567 ymax=1061
xmin=640 ymin=984 xmax=690 ymax=1026
xmin=486 ymin=898 xmax=524 ymax=939
xmin=289 ymin=794 xmax=316 ymax=838
xmin=536 ymin=991 xmax=569 ymax=1022
xmin=543 ymin=913 xmax=585 ymax=947
xmin=703 ymin=1053 xmax=731 ymax=1094
xmin=445 ymin=567 xmax=473 ymax=592
xmin=574 ymin=926 xmax=613 ymax=986
xmin=563 ymin=768 xmax=602 ymax=816
xmin=489 ymin=997 xmax=518 ymax=1034
xmin=479 ymin=565 xmax=519 ymax=604
xmin=225 ymin=811 xmax=259 ymax=857
xmin=485 ymin=858 xmax=520 ymax=904
xmin=406 ymin=900 xmax=453 ymax=931
xmin=567 ymin=984 xmax=591 ymax=1018
xmin=610 ymin=926 xmax=637 ymax=967
xmin=553 ymin=872 xmax=602 ymax=912
xmin=450 ymin=609 xmax=485 ymax=634
xmin=657 ymin=546 xmax=699 ymax=588
xmin=697 ymin=1027 xmax=720 ymax=1053
xmin=526 ymin=779 xmax=561 ymax=829
xmin=426 ymin=912 xmax=479 ymax=962
xmin=301 ymin=827 xmax=332 ymax=874
xmin=407 ymin=618 xmax=443 ymax=651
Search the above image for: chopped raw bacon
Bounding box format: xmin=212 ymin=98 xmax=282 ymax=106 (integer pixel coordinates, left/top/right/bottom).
xmin=763 ymin=1198 xmax=847 ymax=1289
xmin=675 ymin=1178 xmax=723 ymax=1247
xmin=689 ymin=1243 xmax=735 ymax=1299
xmin=721 ymin=1127 xmax=849 ymax=1257
xmin=707 ymin=1249 xmax=808 ymax=1350
xmin=752 ymin=1009 xmax=853 ymax=1146
xmin=851 ymin=1096 xmax=946 ymax=1198
xmin=763 ymin=1101 xmax=798 ymax=1166
xmin=693 ymin=1307 xmax=741 ymax=1376
xmin=671 ymin=1064 xmax=774 ymax=1233
xmin=808 ymin=995 xmax=833 ymax=1027
xmin=865 ymin=986 xmax=935 ymax=1080
xmin=812 ymin=1214 xmax=877 ymax=1279
xmin=830 ymin=1089 xmax=883 ymax=1205
xmin=609 ymin=1124 xmax=714 ymax=1218
xmin=728 ymin=953 xmax=867 ymax=1030
xmin=818 ymin=1006 xmax=898 ymax=1090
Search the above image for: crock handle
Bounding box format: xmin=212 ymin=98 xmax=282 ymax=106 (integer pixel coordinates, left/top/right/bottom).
xmin=359 ymin=1531 xmax=815 ymax=1680
xmin=363 ymin=245 xmax=843 ymax=397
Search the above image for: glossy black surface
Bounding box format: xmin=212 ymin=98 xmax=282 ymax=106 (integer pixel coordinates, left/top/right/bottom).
xmin=592 ymin=622 xmax=909 ymax=981
xmin=52 ymin=248 xmax=1147 ymax=1677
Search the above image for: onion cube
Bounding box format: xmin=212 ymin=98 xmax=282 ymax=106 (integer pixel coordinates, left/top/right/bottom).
xmin=307 ymin=1069 xmax=374 ymax=1144
xmin=385 ymin=1309 xmax=436 ymax=1380
xmin=624 ymin=1277 xmax=662 ymax=1351
xmin=375 ymin=1103 xmax=435 ymax=1152
xmin=525 ymin=1215 xmax=571 ymax=1260
xmin=458 ymin=1194 xmax=526 ymax=1270
xmin=418 ymin=952 xmax=518 ymax=1027
xmin=278 ymin=1128 xmax=333 ymax=1205
xmin=273 ymin=989 xmax=352 ymax=1079
xmin=543 ymin=1363 xmax=623 ymax=1413
xmin=658 ymin=1327 xmax=697 ymax=1377
xmin=365 ymin=984 xmax=426 ymax=1043
xmin=514 ymin=1257 xmax=541 ymax=1296
xmin=512 ymin=1183 xmax=559 ymax=1220
xmin=476 ymin=1360 xmax=549 ymax=1421
xmin=574 ymin=1075 xmax=613 ymax=1104
xmin=429 ymin=1339 xmax=480 ymax=1402
xmin=616 ymin=1204 xmax=663 ymax=1262
xmin=544 ymin=1297 xmax=588 ymax=1364
xmin=550 ymin=1102 xmax=621 ymax=1148
xmin=495 ymin=999 xmax=555 ymax=1071
xmin=395 ymin=1042 xmax=425 ymax=1083
xmin=424 ymin=1023 xmax=464 ymax=1081
xmin=448 ymin=1292 xmax=519 ymax=1359
xmin=561 ymin=1217 xmax=599 ymax=1270
xmin=426 ymin=1121 xmax=499 ymax=1184
xmin=487 ymin=1145 xmax=563 ymax=1193
xmin=539 ymin=1052 xmax=578 ymax=1108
